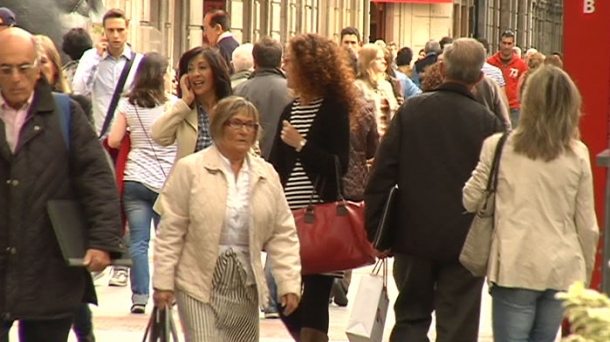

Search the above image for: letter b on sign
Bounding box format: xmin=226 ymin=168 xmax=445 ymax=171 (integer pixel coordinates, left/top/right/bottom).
xmin=584 ymin=0 xmax=596 ymax=14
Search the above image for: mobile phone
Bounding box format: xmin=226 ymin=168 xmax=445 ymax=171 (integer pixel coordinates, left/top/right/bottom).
xmin=186 ymin=78 xmax=192 ymax=90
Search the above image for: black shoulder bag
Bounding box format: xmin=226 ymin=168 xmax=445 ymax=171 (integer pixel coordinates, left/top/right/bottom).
xmin=98 ymin=51 xmax=137 ymax=138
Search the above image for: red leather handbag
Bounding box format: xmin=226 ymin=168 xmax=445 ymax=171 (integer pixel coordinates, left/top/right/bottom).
xmin=102 ymin=134 xmax=131 ymax=236
xmin=292 ymin=157 xmax=376 ymax=275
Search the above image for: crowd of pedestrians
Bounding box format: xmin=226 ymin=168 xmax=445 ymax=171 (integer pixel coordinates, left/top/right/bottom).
xmin=0 ymin=5 xmax=599 ymax=342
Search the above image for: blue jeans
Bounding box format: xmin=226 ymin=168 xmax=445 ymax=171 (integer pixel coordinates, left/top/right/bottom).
xmin=263 ymin=256 xmax=278 ymax=313
xmin=123 ymin=181 xmax=160 ymax=306
xmin=510 ymin=108 xmax=520 ymax=129
xmin=491 ymin=286 xmax=564 ymax=342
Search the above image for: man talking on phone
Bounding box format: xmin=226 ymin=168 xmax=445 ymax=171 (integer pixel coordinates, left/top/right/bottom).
xmin=72 ymin=8 xmax=143 ymax=288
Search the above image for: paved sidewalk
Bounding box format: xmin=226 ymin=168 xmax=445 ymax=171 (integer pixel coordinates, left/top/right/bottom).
xmin=8 ymin=259 xmax=561 ymax=341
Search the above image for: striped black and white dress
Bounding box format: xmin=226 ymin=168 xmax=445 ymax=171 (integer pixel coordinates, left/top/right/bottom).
xmin=284 ymin=98 xmax=344 ymax=278
xmin=284 ymin=98 xmax=324 ymax=210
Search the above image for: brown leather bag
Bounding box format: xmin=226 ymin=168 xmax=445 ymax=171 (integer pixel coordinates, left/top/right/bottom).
xmin=292 ymin=157 xmax=376 ymax=275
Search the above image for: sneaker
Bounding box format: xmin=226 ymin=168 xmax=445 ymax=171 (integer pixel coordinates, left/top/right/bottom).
xmin=130 ymin=303 xmax=146 ymax=314
xmin=108 ymin=267 xmax=129 ymax=287
xmin=331 ymin=280 xmax=348 ymax=307
xmin=264 ymin=312 xmax=280 ymax=319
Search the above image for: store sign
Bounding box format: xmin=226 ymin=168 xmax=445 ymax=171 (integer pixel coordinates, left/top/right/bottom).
xmin=371 ymin=0 xmax=453 ymax=3
xmin=584 ymin=0 xmax=596 ymax=14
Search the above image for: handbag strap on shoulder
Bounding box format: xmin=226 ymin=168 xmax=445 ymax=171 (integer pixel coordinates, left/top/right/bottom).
xmin=486 ymin=132 xmax=510 ymax=193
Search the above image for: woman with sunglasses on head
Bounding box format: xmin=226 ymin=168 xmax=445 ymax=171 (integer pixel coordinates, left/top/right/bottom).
xmin=152 ymin=97 xmax=301 ymax=342
xmin=107 ymin=52 xmax=177 ymax=314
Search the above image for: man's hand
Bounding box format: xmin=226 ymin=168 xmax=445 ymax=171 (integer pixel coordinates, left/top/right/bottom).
xmin=153 ymin=290 xmax=175 ymax=309
xmin=83 ymin=249 xmax=111 ymax=272
xmin=95 ymin=37 xmax=108 ymax=56
xmin=280 ymin=293 xmax=300 ymax=316
xmin=375 ymin=249 xmax=391 ymax=259
xmin=280 ymin=120 xmax=304 ymax=149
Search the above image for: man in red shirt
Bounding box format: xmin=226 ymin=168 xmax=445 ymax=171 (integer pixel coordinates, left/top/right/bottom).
xmin=487 ymin=30 xmax=527 ymax=128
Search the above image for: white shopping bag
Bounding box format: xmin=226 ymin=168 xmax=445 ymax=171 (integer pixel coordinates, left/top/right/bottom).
xmin=346 ymin=260 xmax=390 ymax=342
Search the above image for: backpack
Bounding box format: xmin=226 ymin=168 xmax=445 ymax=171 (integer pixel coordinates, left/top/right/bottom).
xmin=52 ymin=92 xmax=71 ymax=149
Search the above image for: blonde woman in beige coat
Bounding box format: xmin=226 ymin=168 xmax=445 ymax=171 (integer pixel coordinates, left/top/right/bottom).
xmin=153 ymin=97 xmax=302 ymax=342
xmin=463 ymin=66 xmax=599 ymax=342
xmin=354 ymin=43 xmax=399 ymax=137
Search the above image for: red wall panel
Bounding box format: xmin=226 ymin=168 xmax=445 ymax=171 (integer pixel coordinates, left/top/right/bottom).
xmin=564 ymin=0 xmax=610 ymax=291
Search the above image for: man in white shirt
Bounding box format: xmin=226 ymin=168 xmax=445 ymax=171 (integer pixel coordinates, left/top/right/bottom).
xmin=72 ymin=8 xmax=142 ymax=288
xmin=72 ymin=8 xmax=142 ymax=136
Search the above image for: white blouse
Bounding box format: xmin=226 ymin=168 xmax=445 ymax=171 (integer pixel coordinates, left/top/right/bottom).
xmin=218 ymin=152 xmax=255 ymax=284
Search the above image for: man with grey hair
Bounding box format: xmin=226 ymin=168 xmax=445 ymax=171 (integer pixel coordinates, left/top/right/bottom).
xmin=365 ymin=38 xmax=503 ymax=342
xmin=0 ymin=27 xmax=123 ymax=340
xmin=230 ymin=43 xmax=254 ymax=89
xmin=412 ymin=39 xmax=441 ymax=87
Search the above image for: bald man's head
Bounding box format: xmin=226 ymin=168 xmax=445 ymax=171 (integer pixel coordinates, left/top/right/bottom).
xmin=0 ymin=27 xmax=41 ymax=109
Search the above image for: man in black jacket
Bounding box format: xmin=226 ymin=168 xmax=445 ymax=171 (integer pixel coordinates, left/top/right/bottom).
xmin=203 ymin=9 xmax=240 ymax=74
xmin=365 ymin=38 xmax=503 ymax=342
xmin=0 ymin=28 xmax=123 ymax=341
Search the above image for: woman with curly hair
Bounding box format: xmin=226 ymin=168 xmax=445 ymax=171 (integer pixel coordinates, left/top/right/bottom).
xmin=269 ymin=33 xmax=356 ymax=342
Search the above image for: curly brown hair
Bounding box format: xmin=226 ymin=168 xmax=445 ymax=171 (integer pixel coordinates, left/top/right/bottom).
xmin=287 ymin=33 xmax=357 ymax=114
xmin=421 ymin=61 xmax=443 ymax=92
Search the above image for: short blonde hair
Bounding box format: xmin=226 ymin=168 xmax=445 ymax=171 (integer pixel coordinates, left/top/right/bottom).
xmin=209 ymin=96 xmax=261 ymax=144
xmin=35 ymin=35 xmax=70 ymax=93
xmin=514 ymin=65 xmax=582 ymax=161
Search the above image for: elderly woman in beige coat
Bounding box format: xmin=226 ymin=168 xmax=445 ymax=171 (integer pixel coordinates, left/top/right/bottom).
xmin=463 ymin=66 xmax=599 ymax=342
xmin=153 ymin=97 xmax=301 ymax=342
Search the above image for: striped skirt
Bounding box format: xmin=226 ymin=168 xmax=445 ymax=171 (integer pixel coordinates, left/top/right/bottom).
xmin=176 ymin=250 xmax=259 ymax=342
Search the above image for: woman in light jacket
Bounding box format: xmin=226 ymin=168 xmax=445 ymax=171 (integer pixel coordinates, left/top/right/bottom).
xmin=151 ymin=47 xmax=232 ymax=161
xmin=463 ymin=65 xmax=599 ymax=342
xmin=152 ymin=97 xmax=301 ymax=342
xmin=354 ymin=43 xmax=399 ymax=137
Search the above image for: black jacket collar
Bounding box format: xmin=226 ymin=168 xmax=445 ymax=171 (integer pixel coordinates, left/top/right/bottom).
xmin=29 ymin=79 xmax=55 ymax=115
xmin=435 ymin=82 xmax=476 ymax=101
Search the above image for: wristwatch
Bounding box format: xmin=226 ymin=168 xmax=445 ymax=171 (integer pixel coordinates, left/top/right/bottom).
xmin=295 ymin=139 xmax=307 ymax=152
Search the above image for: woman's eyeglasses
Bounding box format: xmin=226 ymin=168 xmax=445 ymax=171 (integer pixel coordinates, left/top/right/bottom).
xmin=225 ymin=118 xmax=259 ymax=131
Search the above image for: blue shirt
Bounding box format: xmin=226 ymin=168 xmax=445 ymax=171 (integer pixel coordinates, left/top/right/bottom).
xmin=395 ymin=70 xmax=422 ymax=99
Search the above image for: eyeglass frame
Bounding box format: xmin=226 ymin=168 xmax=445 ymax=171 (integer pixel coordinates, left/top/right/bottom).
xmin=224 ymin=118 xmax=259 ymax=132
xmin=0 ymin=59 xmax=39 ymax=77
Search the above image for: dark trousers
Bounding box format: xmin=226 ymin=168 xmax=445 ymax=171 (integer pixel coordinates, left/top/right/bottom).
xmin=279 ymin=274 xmax=334 ymax=334
xmin=72 ymin=303 xmax=93 ymax=340
xmin=0 ymin=317 xmax=73 ymax=342
xmin=390 ymin=253 xmax=484 ymax=342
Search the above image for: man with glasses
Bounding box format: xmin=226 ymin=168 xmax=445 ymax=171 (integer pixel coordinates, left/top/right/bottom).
xmin=0 ymin=27 xmax=123 ymax=342
xmin=0 ymin=8 xmax=16 ymax=32
xmin=487 ymin=30 xmax=527 ymax=128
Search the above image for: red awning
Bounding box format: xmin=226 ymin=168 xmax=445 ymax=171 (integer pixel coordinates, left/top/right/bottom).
xmin=371 ymin=0 xmax=453 ymax=3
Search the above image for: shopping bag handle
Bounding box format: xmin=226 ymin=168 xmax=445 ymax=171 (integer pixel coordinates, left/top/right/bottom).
xmin=371 ymin=259 xmax=388 ymax=288
xmin=142 ymin=305 xmax=180 ymax=342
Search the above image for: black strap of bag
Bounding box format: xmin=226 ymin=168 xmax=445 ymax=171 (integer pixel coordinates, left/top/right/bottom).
xmin=134 ymin=106 xmax=168 ymax=178
xmin=142 ymin=306 xmax=179 ymax=342
xmin=99 ymin=51 xmax=137 ymax=138
xmin=486 ymin=132 xmax=510 ymax=193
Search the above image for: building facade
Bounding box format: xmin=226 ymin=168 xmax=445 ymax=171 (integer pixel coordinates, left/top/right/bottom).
xmin=98 ymin=0 xmax=562 ymax=67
